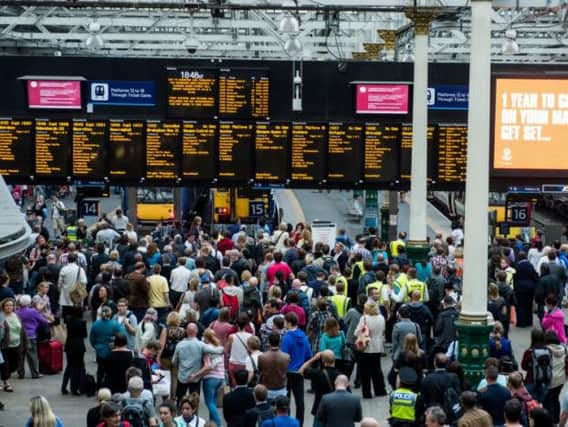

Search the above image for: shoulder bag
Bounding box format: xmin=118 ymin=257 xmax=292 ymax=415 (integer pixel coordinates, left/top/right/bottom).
xmin=355 ymin=315 xmax=371 ymax=352
xmin=69 ymin=266 xmax=87 ymax=306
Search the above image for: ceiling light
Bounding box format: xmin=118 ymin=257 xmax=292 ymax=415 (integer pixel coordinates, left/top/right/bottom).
xmin=284 ymin=37 xmax=302 ymax=57
xmin=502 ymin=29 xmax=519 ymax=55
xmin=279 ymin=16 xmax=300 ymax=35
xmin=85 ymin=34 xmax=104 ymax=50
xmin=87 ymin=21 xmax=101 ymax=33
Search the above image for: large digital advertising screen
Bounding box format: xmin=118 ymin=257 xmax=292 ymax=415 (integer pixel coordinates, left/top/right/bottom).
xmin=355 ymin=84 xmax=409 ymax=115
xmin=493 ymin=78 xmax=568 ymax=173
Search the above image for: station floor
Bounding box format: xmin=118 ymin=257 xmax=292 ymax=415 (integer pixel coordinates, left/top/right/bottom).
xmin=0 ymin=320 xmax=536 ymax=427
xmin=0 ymin=189 xmax=527 ymax=426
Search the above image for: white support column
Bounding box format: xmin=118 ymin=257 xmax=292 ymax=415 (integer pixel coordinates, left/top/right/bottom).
xmin=460 ymin=0 xmax=492 ymax=323
xmin=408 ymin=28 xmax=428 ymax=242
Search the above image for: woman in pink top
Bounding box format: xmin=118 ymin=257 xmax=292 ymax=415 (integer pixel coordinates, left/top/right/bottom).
xmin=542 ymin=294 xmax=567 ymax=344
xmin=280 ymin=293 xmax=306 ymax=328
xmin=210 ymin=307 xmax=234 ymax=347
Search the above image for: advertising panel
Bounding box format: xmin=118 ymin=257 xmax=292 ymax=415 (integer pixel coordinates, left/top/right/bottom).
xmin=494 ymin=78 xmax=568 ymax=170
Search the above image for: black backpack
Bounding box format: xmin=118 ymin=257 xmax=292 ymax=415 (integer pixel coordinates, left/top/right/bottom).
xmin=256 ymin=404 xmax=275 ymax=427
xmin=161 ymin=335 xmax=179 ymax=359
xmin=443 ymin=384 xmax=463 ymax=423
xmin=121 ymin=398 xmax=147 ymax=427
xmin=80 ymin=371 xmax=97 ymax=397
xmin=531 ymin=347 xmax=552 ymax=386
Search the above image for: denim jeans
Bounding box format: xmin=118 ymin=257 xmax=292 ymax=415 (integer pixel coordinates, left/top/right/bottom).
xmin=203 ymin=377 xmax=223 ymax=427
xmin=526 ymin=382 xmax=548 ymax=403
xmin=267 ymin=387 xmax=287 ymax=402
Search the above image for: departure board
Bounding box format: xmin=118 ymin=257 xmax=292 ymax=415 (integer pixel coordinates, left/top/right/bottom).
xmin=166 ymin=67 xmax=217 ymax=118
xmin=400 ymin=124 xmax=436 ymax=181
xmin=364 ymin=123 xmax=400 ymax=182
xmin=182 ymin=121 xmax=216 ymax=180
xmin=219 ymin=69 xmax=270 ymax=119
xmin=291 ymin=123 xmax=326 ymax=183
xmin=255 ymin=122 xmax=289 ymax=182
xmin=327 ymin=123 xmax=363 ymax=182
xmin=35 ymin=119 xmax=71 ymax=177
xmin=0 ymin=119 xmax=33 ymax=177
xmin=218 ymin=122 xmax=254 ymax=181
xmin=72 ymin=120 xmax=106 ymax=179
xmin=108 ymin=120 xmax=145 ymax=179
xmin=436 ymin=124 xmax=467 ymax=183
xmin=146 ymin=121 xmax=180 ymax=180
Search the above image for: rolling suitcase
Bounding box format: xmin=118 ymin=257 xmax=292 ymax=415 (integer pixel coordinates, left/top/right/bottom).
xmin=38 ymin=339 xmax=63 ymax=374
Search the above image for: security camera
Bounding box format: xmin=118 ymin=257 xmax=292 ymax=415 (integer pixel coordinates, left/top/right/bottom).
xmin=184 ymin=36 xmax=200 ymax=54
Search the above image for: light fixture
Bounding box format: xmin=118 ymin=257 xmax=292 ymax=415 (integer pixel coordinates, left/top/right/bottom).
xmin=502 ymin=28 xmax=520 ymax=55
xmin=284 ymin=37 xmax=302 ymax=57
xmin=85 ymin=34 xmax=104 ymax=50
xmin=279 ymin=15 xmax=300 ymax=35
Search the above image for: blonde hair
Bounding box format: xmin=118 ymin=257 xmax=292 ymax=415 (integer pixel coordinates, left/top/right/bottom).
xmin=403 ymin=333 xmax=420 ymax=354
xmin=364 ymin=301 xmax=379 ymax=316
xmin=203 ymin=328 xmax=221 ymax=346
xmin=268 ymin=285 xmax=282 ymax=300
xmin=166 ymin=311 xmax=181 ymax=327
xmin=241 ymin=270 xmax=252 ymax=283
xmin=97 ymin=388 xmax=112 ymax=404
xmin=29 ymin=396 xmax=57 ymax=427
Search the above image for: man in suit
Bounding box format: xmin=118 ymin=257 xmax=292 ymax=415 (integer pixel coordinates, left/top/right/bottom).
xmin=223 ymin=369 xmax=256 ymax=427
xmin=316 ymin=375 xmax=362 ymax=427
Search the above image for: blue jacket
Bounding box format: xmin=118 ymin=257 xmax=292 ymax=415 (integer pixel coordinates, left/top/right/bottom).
xmin=281 ymin=328 xmax=312 ymax=372
xmin=89 ymin=318 xmax=125 ymax=359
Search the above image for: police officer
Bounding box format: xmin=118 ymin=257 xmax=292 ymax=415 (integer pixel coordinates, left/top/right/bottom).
xmin=406 ymin=268 xmax=429 ymax=303
xmin=389 ymin=367 xmax=422 ymax=427
xmin=65 ymin=221 xmax=78 ymax=242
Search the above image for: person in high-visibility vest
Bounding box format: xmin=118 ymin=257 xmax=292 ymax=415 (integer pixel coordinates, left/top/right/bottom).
xmin=389 ymin=367 xmax=421 ymax=427
xmin=65 ymin=223 xmax=78 ymax=242
xmin=389 ymin=232 xmax=407 ymax=258
xmin=406 ymin=268 xmax=429 ymax=303
xmin=330 ymin=265 xmax=348 ymax=296
xmin=366 ymin=271 xmax=390 ymax=307
xmin=329 ymin=282 xmax=350 ymax=318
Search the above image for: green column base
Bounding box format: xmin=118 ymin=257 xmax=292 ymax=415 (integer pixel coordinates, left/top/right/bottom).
xmin=456 ymin=321 xmax=492 ymax=386
xmin=406 ymin=240 xmax=430 ymax=265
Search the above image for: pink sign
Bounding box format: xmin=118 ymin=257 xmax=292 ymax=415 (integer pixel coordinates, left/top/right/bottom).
xmin=355 ymin=84 xmax=409 ymax=115
xmin=27 ymin=80 xmax=81 ymax=109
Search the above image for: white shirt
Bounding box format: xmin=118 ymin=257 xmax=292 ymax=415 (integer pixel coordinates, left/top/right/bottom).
xmin=58 ymin=263 xmax=87 ymax=307
xmin=112 ymin=215 xmax=129 ymax=231
xmin=170 ymin=265 xmax=191 ymax=293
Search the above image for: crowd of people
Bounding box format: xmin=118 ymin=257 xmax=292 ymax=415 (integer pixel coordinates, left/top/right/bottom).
xmin=1 ymin=188 xmax=568 ymax=427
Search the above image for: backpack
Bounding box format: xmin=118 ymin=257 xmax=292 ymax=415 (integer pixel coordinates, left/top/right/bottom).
xmin=322 ymin=255 xmax=336 ymax=273
xmin=531 ymin=347 xmax=552 ymax=386
xmin=256 ymin=404 xmax=275 ymax=427
xmin=443 ymin=385 xmax=463 ymax=423
xmin=221 ymin=288 xmax=240 ymax=320
xmin=80 ymin=371 xmax=97 ymax=397
xmin=121 ymin=398 xmax=147 ymax=427
xmin=161 ymin=335 xmax=179 ymax=359
xmin=295 ymin=289 xmax=311 ymax=317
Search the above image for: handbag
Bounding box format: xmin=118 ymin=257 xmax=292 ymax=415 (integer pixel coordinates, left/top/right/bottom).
xmin=355 ymin=316 xmax=371 ymax=352
xmin=69 ymin=267 xmax=87 ymax=306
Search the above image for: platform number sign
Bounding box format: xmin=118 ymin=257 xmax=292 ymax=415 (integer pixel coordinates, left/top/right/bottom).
xmin=508 ymin=203 xmax=530 ymax=226
xmin=79 ymin=199 xmax=100 ymax=217
xmin=249 ymin=201 xmax=266 ymax=217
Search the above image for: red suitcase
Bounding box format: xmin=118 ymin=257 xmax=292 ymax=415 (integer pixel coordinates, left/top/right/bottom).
xmin=38 ymin=339 xmax=63 ymax=374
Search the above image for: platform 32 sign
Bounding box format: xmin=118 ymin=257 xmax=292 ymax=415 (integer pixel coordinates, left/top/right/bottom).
xmin=427 ymin=85 xmax=469 ymax=111
xmin=89 ymin=81 xmax=156 ymax=106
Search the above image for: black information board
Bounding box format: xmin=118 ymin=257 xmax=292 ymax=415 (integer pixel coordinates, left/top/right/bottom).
xmin=182 ymin=121 xmax=216 ymax=180
xmin=291 ymin=123 xmax=326 ymax=183
xmin=255 ymin=122 xmax=289 ymax=182
xmin=146 ymin=121 xmax=180 ymax=180
xmin=400 ymin=124 xmax=436 ymax=181
xmin=327 ymin=123 xmax=363 ymax=183
xmin=0 ymin=119 xmax=33 ymax=177
xmin=436 ymin=124 xmax=467 ymax=183
xmin=108 ymin=120 xmax=145 ymax=179
xmin=364 ymin=123 xmax=400 ymax=182
xmin=218 ymin=121 xmax=254 ymax=181
xmin=35 ymin=119 xmax=71 ymax=177
xmin=166 ymin=67 xmax=217 ymax=118
xmin=72 ymin=120 xmax=106 ymax=180
xmin=219 ymin=69 xmax=270 ymax=119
